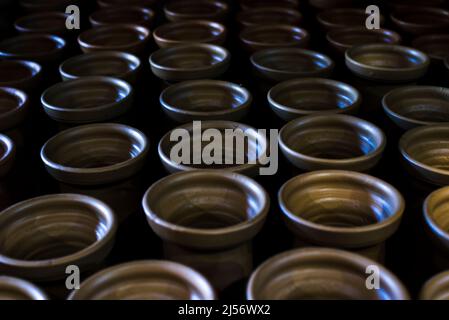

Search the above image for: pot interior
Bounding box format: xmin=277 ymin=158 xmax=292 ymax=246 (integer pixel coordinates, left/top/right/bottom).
xmin=0 ymin=61 xmax=39 ymax=83
xmin=319 ymin=10 xmax=366 ymax=27
xmin=330 ymin=29 xmax=398 ymax=47
xmin=0 ymin=89 xmax=25 ymax=114
xmin=351 ymin=49 xmax=418 ymax=69
xmin=157 ymin=23 xmax=222 ymax=41
xmin=62 ymin=55 xmax=138 ymax=78
xmin=0 ymin=35 xmax=63 ymax=55
xmin=82 ymin=27 xmax=146 ymax=47
xmin=16 ymin=13 xmax=66 ymax=31
xmin=239 ymin=8 xmax=300 ymax=26
xmin=244 ymin=27 xmax=305 ymax=45
xmin=167 ymin=1 xmax=225 ymax=16
xmin=92 ymin=8 xmax=152 ymax=25
xmin=153 ymin=46 xmax=226 ymax=69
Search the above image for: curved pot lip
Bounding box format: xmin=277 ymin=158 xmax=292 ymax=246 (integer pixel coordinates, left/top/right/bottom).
xmin=382 ymin=86 xmax=449 ymax=128
xmin=153 ymin=20 xmax=226 ymax=46
xmin=0 ymin=59 xmax=42 ymax=87
xmin=19 ymin=0 xmax=74 ymax=11
xmin=78 ymin=24 xmax=150 ymax=51
xmin=159 ymin=80 xmax=252 ymax=117
xmin=247 ymin=247 xmax=410 ymax=300
xmin=240 ymin=0 xmax=299 ymax=10
xmin=14 ymin=11 xmax=68 ymax=34
xmin=97 ymin=0 xmax=158 ymax=8
xmin=0 ymin=87 xmax=29 ymax=129
xmin=278 ymin=170 xmax=405 ymax=236
xmin=412 ymin=34 xmax=449 ymax=61
xmin=0 ymin=33 xmax=66 ymax=60
xmin=420 ymin=270 xmax=449 ymax=300
xmin=40 ymin=76 xmax=133 ymax=123
xmin=68 ymin=260 xmax=216 ymax=300
xmin=0 ymin=194 xmax=117 ymax=270
xmin=279 ymin=114 xmax=386 ymax=167
xmin=142 ymin=170 xmax=270 ymax=238
xmin=59 ymin=51 xmax=141 ymax=81
xmin=164 ymin=0 xmax=229 ymax=20
xmin=391 ymin=6 xmax=449 ymax=29
xmin=237 ymin=6 xmax=302 ymax=27
xmin=149 ymin=43 xmax=230 ymax=73
xmin=317 ymin=8 xmax=385 ymax=29
xmin=240 ymin=24 xmax=309 ymax=47
xmin=40 ymin=123 xmax=149 ymax=179
xmin=0 ymin=276 xmax=48 ymax=300
xmin=399 ymin=124 xmax=449 ymax=178
xmin=345 ymin=44 xmax=429 ymax=81
xmin=326 ymin=27 xmax=401 ymax=49
xmin=89 ymin=5 xmax=155 ymax=27
xmin=0 ymin=134 xmax=15 ymax=174
xmin=250 ymin=48 xmax=334 ymax=78
xmin=268 ymin=78 xmax=360 ymax=116
xmin=158 ymin=120 xmax=268 ymax=174
xmin=423 ymin=186 xmax=449 ymax=245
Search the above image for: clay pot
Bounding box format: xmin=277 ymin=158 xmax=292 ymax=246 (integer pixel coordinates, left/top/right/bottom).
xmin=0 ymin=134 xmax=16 ymax=210
xmin=69 ymin=260 xmax=216 ymax=300
xmin=14 ymin=12 xmax=68 ymax=37
xmin=41 ymin=76 xmax=134 ymax=126
xmin=240 ymin=24 xmax=309 ymax=53
xmin=247 ymin=248 xmax=410 ymax=299
xmin=59 ymin=51 xmax=141 ymax=84
xmin=399 ymin=125 xmax=449 ymax=186
xmin=0 ymin=60 xmax=42 ymax=92
xmin=327 ymin=27 xmax=401 ymax=55
xmin=317 ymin=8 xmax=384 ymax=30
xmin=160 ymin=80 xmax=251 ymax=123
xmin=279 ymin=115 xmax=385 ymax=172
xmin=78 ymin=24 xmax=150 ymax=55
xmin=268 ymin=78 xmax=360 ymax=121
xmin=150 ymin=44 xmax=230 ymax=83
xmin=89 ymin=6 xmax=155 ymax=28
xmin=19 ymin=0 xmax=79 ymax=12
xmin=158 ymin=121 xmax=268 ymax=176
xmin=164 ymin=0 xmax=229 ymax=22
xmin=389 ymin=0 xmax=445 ymax=11
xmin=412 ymin=34 xmax=449 ymax=62
xmin=97 ymin=0 xmax=158 ymax=8
xmin=383 ymin=86 xmax=449 ymax=131
xmin=237 ymin=7 xmax=302 ymax=28
xmin=0 ymin=194 xmax=117 ymax=297
xmin=239 ymin=0 xmax=299 ymax=10
xmin=0 ymin=133 xmax=15 ymax=178
xmin=420 ymin=271 xmax=449 ymax=300
xmin=142 ymin=170 xmax=269 ymax=290
xmin=0 ymin=276 xmax=48 ymax=300
xmin=391 ymin=7 xmax=449 ymax=36
xmin=153 ymin=20 xmax=226 ymax=48
xmin=0 ymin=87 xmax=29 ymax=148
xmin=308 ymin=0 xmax=354 ymax=10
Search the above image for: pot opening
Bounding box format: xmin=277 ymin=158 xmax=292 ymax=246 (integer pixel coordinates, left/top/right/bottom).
xmin=158 ymin=23 xmax=223 ymax=41
xmin=3 ymin=35 xmax=64 ymax=55
xmin=0 ymin=61 xmax=39 ymax=83
xmin=0 ymin=89 xmax=25 ymax=114
xmin=254 ymin=50 xmax=331 ymax=73
xmin=155 ymin=46 xmax=225 ymax=69
xmin=83 ymin=27 xmax=147 ymax=47
xmin=62 ymin=55 xmax=139 ymax=78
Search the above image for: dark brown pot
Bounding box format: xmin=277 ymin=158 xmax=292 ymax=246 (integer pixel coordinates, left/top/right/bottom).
xmin=0 ymin=276 xmax=48 ymax=300
xmin=0 ymin=60 xmax=42 ymax=92
xmin=237 ymin=7 xmax=302 ymax=28
xmin=78 ymin=24 xmax=150 ymax=55
xmin=317 ymin=8 xmax=385 ymax=30
xmin=150 ymin=44 xmax=230 ymax=82
xmin=14 ymin=12 xmax=68 ymax=36
xmin=68 ymin=261 xmax=216 ymax=300
xmin=240 ymin=24 xmax=309 ymax=53
xmin=412 ymin=34 xmax=449 ymax=62
xmin=420 ymin=271 xmax=449 ymax=300
xmin=19 ymin=0 xmax=79 ymax=12
xmin=388 ymin=0 xmax=445 ymax=11
xmin=41 ymin=76 xmax=134 ymax=126
xmin=153 ymin=20 xmax=226 ymax=48
xmin=279 ymin=115 xmax=385 ymax=172
xmin=327 ymin=27 xmax=401 ymax=55
xmin=383 ymin=86 xmax=449 ymax=131
xmin=164 ymin=0 xmax=229 ymax=22
xmin=391 ymin=7 xmax=449 ymax=36
xmin=268 ymin=78 xmax=360 ymax=121
xmin=160 ymin=80 xmax=251 ymax=123
xmin=142 ymin=170 xmax=269 ymax=290
xmin=89 ymin=6 xmax=155 ymax=28
xmin=0 ymin=87 xmax=29 ymax=149
xmin=308 ymin=0 xmax=354 ymax=10
xmin=97 ymin=0 xmax=158 ymax=8
xmin=239 ymin=0 xmax=299 ymax=10
xmin=59 ymin=51 xmax=141 ymax=84
xmin=247 ymin=248 xmax=410 ymax=299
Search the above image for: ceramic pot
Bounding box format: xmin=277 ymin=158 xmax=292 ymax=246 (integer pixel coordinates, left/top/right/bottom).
xmin=19 ymin=0 xmax=79 ymax=12
xmin=0 ymin=87 xmax=29 ymax=149
xmin=308 ymin=0 xmax=354 ymax=10
xmin=239 ymin=0 xmax=299 ymax=10
xmin=160 ymin=80 xmax=251 ymax=123
xmin=0 ymin=134 xmax=15 ymax=210
xmin=68 ymin=260 xmax=215 ymax=300
xmin=89 ymin=6 xmax=155 ymax=28
xmin=420 ymin=271 xmax=449 ymax=300
xmin=14 ymin=12 xmax=69 ymax=36
xmin=0 ymin=134 xmax=15 ymax=179
xmin=237 ymin=7 xmax=302 ymax=28
xmin=0 ymin=276 xmax=48 ymax=300
xmin=164 ymin=0 xmax=229 ymax=22
xmin=391 ymin=7 xmax=449 ymax=36
xmin=158 ymin=120 xmax=269 ymax=176
xmin=97 ymin=0 xmax=158 ymax=8
xmin=153 ymin=20 xmax=226 ymax=48
xmin=268 ymin=78 xmax=360 ymax=121
xmin=142 ymin=170 xmax=269 ymax=290
xmin=317 ymin=8 xmax=384 ymax=30
xmin=247 ymin=248 xmax=410 ymax=299
xmin=388 ymin=0 xmax=445 ymax=11
xmin=59 ymin=51 xmax=141 ymax=84
xmin=0 ymin=60 xmax=42 ymax=92
xmin=279 ymin=115 xmax=385 ymax=172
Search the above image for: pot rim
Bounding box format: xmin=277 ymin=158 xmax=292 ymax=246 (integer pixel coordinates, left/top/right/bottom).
xmin=423 ymin=186 xmax=449 ymax=245
xmin=68 ymin=260 xmax=216 ymax=300
xmin=0 ymin=33 xmax=66 ymax=60
xmin=250 ymin=48 xmax=334 ymax=79
xmin=247 ymin=247 xmax=410 ymax=300
xmin=164 ymin=0 xmax=229 ymax=21
xmin=0 ymin=194 xmax=117 ymax=270
xmin=412 ymin=33 xmax=449 ymax=61
xmin=278 ymin=170 xmax=404 ymax=236
xmin=326 ymin=27 xmax=401 ymax=50
xmin=237 ymin=6 xmax=302 ymax=27
xmin=142 ymin=170 xmax=269 ymax=238
xmin=97 ymin=0 xmax=158 ymax=8
xmin=41 ymin=76 xmax=133 ymax=123
xmin=0 ymin=134 xmax=15 ymax=176
xmin=40 ymin=123 xmax=149 ymax=184
xmin=382 ymin=86 xmax=449 ymax=128
xmin=78 ymin=24 xmax=150 ymax=52
xmin=420 ymin=270 xmax=449 ymax=300
xmin=0 ymin=60 xmax=42 ymax=87
xmin=89 ymin=5 xmax=155 ymax=27
xmin=14 ymin=11 xmax=68 ymax=34
xmin=391 ymin=6 xmax=449 ymax=29
xmin=0 ymin=276 xmax=48 ymax=300
xmin=268 ymin=78 xmax=360 ymax=116
xmin=0 ymin=87 xmax=29 ymax=130
xmin=159 ymin=80 xmax=252 ymax=117
xmin=59 ymin=51 xmax=141 ymax=81
xmin=240 ymin=24 xmax=309 ymax=47
xmin=153 ymin=20 xmax=226 ymax=46
xmin=279 ymin=114 xmax=386 ymax=167
xmin=317 ymin=8 xmax=385 ymax=29
xmin=239 ymin=0 xmax=299 ymax=10
xmin=158 ymin=120 xmax=268 ymax=174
